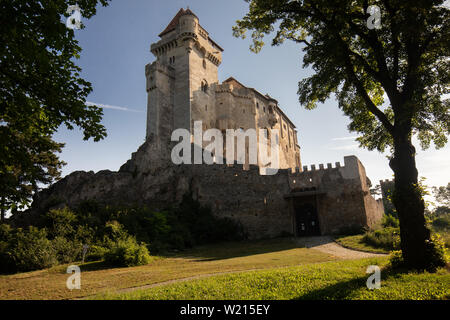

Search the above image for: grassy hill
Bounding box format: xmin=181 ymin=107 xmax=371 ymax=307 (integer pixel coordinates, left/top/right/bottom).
xmin=0 ymin=237 xmax=448 ymax=300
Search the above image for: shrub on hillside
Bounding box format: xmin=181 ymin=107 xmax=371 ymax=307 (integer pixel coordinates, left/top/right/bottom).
xmin=84 ymin=245 xmax=109 ymax=262
xmin=104 ymin=236 xmax=151 ymax=267
xmin=44 ymin=207 xmax=77 ymax=238
xmin=382 ymin=214 xmax=400 ymax=228
xmin=363 ymin=227 xmax=400 ymax=251
xmin=431 ymin=214 xmax=450 ymax=231
xmin=389 ymin=234 xmax=448 ymax=272
xmin=0 ymin=224 xmax=15 ymax=273
xmin=51 ymin=236 xmax=82 ymax=264
xmin=5 ymin=227 xmax=58 ymax=273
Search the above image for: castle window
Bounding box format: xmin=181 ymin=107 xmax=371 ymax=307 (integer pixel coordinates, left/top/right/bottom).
xmin=205 ymin=105 xmax=208 ymax=111
xmin=263 ymin=107 xmax=266 ymax=112
xmin=256 ymin=103 xmax=259 ymax=109
xmin=201 ymin=80 xmax=208 ymax=93
xmin=203 ymin=59 xmax=207 ymax=69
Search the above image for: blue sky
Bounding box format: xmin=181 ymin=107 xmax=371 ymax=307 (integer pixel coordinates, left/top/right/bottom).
xmin=53 ymin=0 xmax=449 ymax=191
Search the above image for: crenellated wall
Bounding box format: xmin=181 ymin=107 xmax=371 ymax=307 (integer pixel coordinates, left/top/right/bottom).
xmin=28 ymin=141 xmax=384 ymax=239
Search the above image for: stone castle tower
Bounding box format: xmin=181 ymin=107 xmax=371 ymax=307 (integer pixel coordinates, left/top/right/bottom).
xmin=145 ymin=8 xmax=301 ymax=170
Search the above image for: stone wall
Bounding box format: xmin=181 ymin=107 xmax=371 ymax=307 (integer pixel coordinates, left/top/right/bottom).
xmin=29 ymin=141 xmax=383 ymax=239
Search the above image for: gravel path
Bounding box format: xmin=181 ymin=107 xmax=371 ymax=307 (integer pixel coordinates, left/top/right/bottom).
xmin=295 ymin=236 xmax=387 ymax=259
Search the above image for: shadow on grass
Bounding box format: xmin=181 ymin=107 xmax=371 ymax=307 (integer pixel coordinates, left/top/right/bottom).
xmin=294 ymin=266 xmax=421 ymax=300
xmin=163 ymin=237 xmax=304 ymax=261
xmin=294 ymin=276 xmax=369 ymax=300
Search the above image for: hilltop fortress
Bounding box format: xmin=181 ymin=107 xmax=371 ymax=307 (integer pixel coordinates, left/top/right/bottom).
xmin=30 ymin=9 xmax=384 ymax=238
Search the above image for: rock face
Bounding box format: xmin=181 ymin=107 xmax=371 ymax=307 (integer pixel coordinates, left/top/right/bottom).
xmin=30 ymin=139 xmax=384 ymax=239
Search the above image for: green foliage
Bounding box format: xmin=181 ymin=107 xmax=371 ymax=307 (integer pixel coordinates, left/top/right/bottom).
xmin=74 ymin=195 xmax=246 ymax=253
xmin=51 ymin=236 xmax=82 ymax=264
xmin=431 ymin=214 xmax=450 ymax=231
xmin=2 ymin=227 xmax=58 ymax=273
xmin=84 ymin=245 xmax=108 ymax=262
xmin=104 ymin=236 xmax=151 ymax=267
xmin=45 ymin=207 xmax=77 ymax=238
xmin=1 ymin=196 xmax=246 ymax=273
xmin=363 ymin=227 xmax=400 ymax=251
xmin=234 ymin=0 xmax=449 ymax=152
xmin=382 ymin=214 xmax=400 ymax=228
xmin=389 ymin=250 xmax=406 ymax=269
xmin=0 ymin=0 xmax=110 ymax=216
xmin=389 ymin=234 xmax=448 ymax=272
xmin=424 ymin=234 xmax=448 ymax=271
xmin=433 ymin=183 xmax=450 ymax=207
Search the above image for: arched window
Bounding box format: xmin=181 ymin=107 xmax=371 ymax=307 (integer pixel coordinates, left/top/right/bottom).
xmin=201 ymin=80 xmax=208 ymax=93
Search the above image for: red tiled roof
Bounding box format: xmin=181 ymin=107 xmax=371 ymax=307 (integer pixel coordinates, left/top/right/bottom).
xmin=159 ymin=8 xmax=185 ymax=37
xmin=158 ymin=8 xmax=198 ymax=38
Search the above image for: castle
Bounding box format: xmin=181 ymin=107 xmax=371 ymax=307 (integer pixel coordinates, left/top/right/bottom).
xmin=146 ymin=8 xmax=300 ymax=170
xmin=29 ymin=9 xmax=384 ymax=238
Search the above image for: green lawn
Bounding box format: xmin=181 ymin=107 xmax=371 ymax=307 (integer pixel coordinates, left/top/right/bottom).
xmin=96 ymin=258 xmax=450 ymax=300
xmin=2 ymin=237 xmax=448 ymax=300
xmin=335 ymin=235 xmax=390 ymax=254
xmin=0 ymin=237 xmax=336 ymax=300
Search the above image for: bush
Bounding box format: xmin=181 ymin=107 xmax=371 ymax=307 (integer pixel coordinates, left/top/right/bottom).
xmin=45 ymin=207 xmax=77 ymax=238
xmin=382 ymin=214 xmax=400 ymax=228
xmin=84 ymin=245 xmax=108 ymax=262
xmin=388 ymin=250 xmax=404 ymax=269
xmin=424 ymin=234 xmax=448 ymax=272
xmin=51 ymin=236 xmax=82 ymax=264
xmin=431 ymin=214 xmax=450 ymax=231
xmin=104 ymin=236 xmax=151 ymax=267
xmin=7 ymin=227 xmax=58 ymax=273
xmin=389 ymin=234 xmax=448 ymax=272
xmin=363 ymin=227 xmax=400 ymax=251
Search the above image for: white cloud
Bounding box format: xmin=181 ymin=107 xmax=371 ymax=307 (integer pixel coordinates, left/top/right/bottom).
xmin=331 ymin=136 xmax=358 ymax=141
xmin=86 ymin=101 xmax=144 ymax=113
xmin=329 ymin=144 xmax=359 ymax=151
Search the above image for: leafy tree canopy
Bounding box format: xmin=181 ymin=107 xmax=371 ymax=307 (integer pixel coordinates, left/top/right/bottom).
xmin=233 ymin=0 xmax=449 ymax=152
xmin=0 ymin=0 xmax=110 ymax=218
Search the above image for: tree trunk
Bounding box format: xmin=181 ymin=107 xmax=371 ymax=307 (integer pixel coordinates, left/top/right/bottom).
xmin=0 ymin=197 xmax=5 ymax=223
xmin=389 ymin=131 xmax=432 ymax=270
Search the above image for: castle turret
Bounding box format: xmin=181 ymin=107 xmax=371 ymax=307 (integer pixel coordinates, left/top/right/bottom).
xmin=146 ymin=8 xmax=223 ymax=142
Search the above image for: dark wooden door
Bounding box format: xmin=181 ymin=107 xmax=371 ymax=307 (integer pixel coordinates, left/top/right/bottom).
xmin=295 ymin=202 xmax=320 ymax=237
